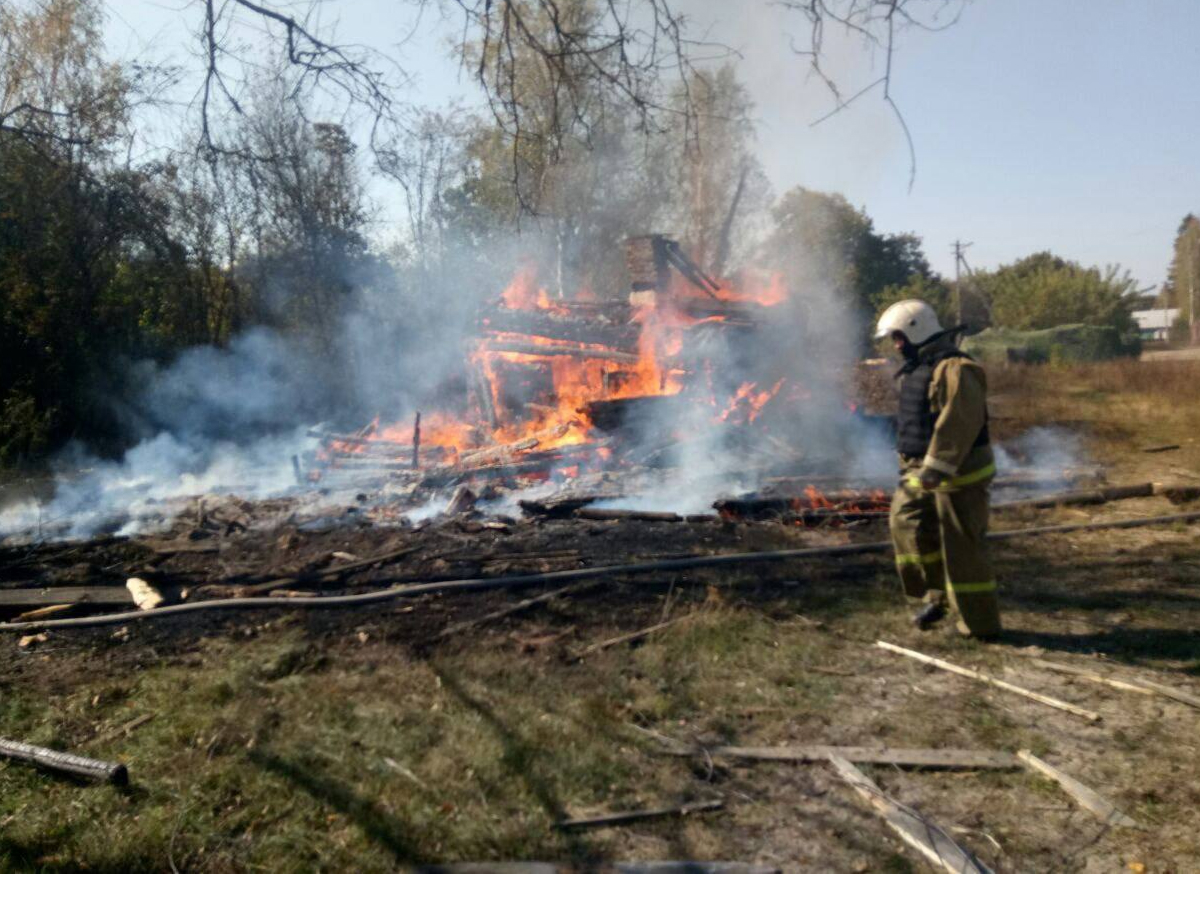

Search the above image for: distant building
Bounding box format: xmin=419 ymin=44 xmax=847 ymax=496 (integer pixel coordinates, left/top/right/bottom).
xmin=1132 ymin=308 xmax=1180 ymax=341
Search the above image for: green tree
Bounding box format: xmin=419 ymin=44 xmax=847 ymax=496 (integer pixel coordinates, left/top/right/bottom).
xmin=972 ymin=252 xmax=1138 ymax=332
xmin=759 ymin=187 xmax=938 ymax=327
xmin=0 ymin=0 xmax=204 ymax=461
xmin=1161 ymin=214 xmax=1200 ymax=333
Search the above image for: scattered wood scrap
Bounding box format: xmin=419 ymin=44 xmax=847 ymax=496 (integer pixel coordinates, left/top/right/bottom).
xmin=1027 ymin=659 xmax=1158 ymax=696
xmin=875 ymin=641 xmax=1101 ymax=722
xmin=574 ymin=615 xmax=692 ymax=660
xmin=1142 ymin=444 xmax=1181 ymax=454
xmin=991 ymin=483 xmax=1154 ymax=511
xmin=1016 ymin=750 xmax=1138 ymax=829
xmin=1028 ymin=659 xmax=1200 ymax=710
xmin=574 ymin=508 xmax=682 ymax=522
xmin=0 ymin=737 xmax=128 ymax=785
xmin=248 ymin=543 xmax=421 ymax=594
xmin=1126 ymin=677 xmax=1200 ymax=711
xmin=662 ymin=744 xmax=1019 ymax=770
xmin=83 ymin=712 xmax=155 ymax=748
xmin=125 ymin=577 xmax=166 ymax=610
xmin=827 ymin=754 xmax=991 ymax=874
xmin=0 ymin=587 xmax=136 ymax=610
xmin=14 ymin=603 xmax=78 ymax=623
xmin=423 ymin=588 xmax=572 ymax=645
xmin=556 ymin=799 xmax=724 ymax=831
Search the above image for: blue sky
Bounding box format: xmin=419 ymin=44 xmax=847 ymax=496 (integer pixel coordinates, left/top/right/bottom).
xmin=102 ymin=0 xmax=1199 ymax=288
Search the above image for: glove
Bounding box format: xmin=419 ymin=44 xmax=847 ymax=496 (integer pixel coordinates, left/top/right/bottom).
xmin=918 ymin=468 xmax=945 ymax=491
xmin=905 ymin=468 xmax=945 ymax=492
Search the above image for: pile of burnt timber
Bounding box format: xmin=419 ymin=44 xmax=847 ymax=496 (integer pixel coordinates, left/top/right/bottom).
xmin=478 ymin=305 xmax=639 ymax=352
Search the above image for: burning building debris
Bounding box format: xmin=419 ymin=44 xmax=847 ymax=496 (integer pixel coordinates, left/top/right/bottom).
xmin=302 ymin=234 xmax=893 ymax=524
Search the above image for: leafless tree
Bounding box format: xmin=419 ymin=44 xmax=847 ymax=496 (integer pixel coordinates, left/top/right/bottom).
xmin=193 ymin=0 xmax=966 ymax=199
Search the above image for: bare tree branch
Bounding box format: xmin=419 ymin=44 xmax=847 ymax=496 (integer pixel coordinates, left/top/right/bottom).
xmin=781 ymin=0 xmax=971 ymax=189
xmin=193 ymin=0 xmax=965 ymax=202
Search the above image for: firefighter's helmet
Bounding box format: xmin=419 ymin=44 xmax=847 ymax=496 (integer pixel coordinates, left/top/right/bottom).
xmin=874 ymin=299 xmax=942 ymax=346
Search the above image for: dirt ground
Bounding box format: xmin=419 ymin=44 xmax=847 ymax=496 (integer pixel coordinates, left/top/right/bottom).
xmin=1 ymin=360 xmax=1199 ymax=873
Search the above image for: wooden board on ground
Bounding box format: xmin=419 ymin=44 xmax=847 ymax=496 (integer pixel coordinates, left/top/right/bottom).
xmin=1028 ymin=659 xmax=1200 ymax=710
xmin=557 ymin=799 xmax=724 ymax=831
xmin=664 ymin=744 xmax=1018 ymax=770
xmin=0 ymin=587 xmax=137 ymax=610
xmin=876 ymin=640 xmax=1101 ymax=722
xmin=1017 ymin=750 xmax=1138 ymax=828
xmin=828 ymin=754 xmax=992 ymax=874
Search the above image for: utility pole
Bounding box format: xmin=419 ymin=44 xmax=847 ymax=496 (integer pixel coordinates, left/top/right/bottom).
xmin=952 ymin=240 xmax=973 ymax=327
xmin=1190 ymin=230 xmax=1198 ymax=345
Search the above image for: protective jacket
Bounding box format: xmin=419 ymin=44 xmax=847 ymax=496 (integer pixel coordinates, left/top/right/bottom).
xmin=896 ymin=337 xmax=994 ymax=486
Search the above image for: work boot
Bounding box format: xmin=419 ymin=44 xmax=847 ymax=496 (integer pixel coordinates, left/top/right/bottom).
xmin=912 ymin=593 xmax=947 ymax=631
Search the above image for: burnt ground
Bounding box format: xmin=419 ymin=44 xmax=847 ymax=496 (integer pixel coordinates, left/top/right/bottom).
xmin=1 ymin=360 xmax=1199 ymax=873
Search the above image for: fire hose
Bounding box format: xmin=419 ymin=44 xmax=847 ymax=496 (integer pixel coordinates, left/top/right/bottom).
xmin=4 ymin=509 xmax=1200 ymax=633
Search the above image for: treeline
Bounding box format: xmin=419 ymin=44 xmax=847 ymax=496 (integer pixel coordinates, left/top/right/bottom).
xmin=0 ymin=0 xmax=1149 ymax=466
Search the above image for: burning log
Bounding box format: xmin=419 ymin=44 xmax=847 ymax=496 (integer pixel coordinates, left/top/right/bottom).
xmin=715 ymin=489 xmax=890 ymax=519
xmin=481 ymin=339 xmax=640 ymax=365
xmin=459 ymin=437 xmax=539 ymax=466
xmin=471 ymin=367 xmax=499 ymax=430
xmin=672 ymin=297 xmax=757 ymax=325
xmin=480 ymin=307 xmax=639 ymax=350
xmin=457 ymin=424 xmax=572 ymax=468
xmin=308 ymin=430 xmax=409 ymax=448
xmin=519 ymin=494 xmax=617 ymax=518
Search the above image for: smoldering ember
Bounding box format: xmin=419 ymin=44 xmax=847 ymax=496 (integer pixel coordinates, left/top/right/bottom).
xmin=3 ymin=0 xmax=1200 ymax=880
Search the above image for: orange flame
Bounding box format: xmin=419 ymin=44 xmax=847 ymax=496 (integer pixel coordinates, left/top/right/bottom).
xmin=341 ymin=263 xmax=790 ymax=472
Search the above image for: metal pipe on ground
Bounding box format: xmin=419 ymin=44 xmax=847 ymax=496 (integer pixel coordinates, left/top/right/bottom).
xmin=0 ymin=737 xmax=128 ymax=785
xmin=5 ymin=510 xmax=1200 ymax=633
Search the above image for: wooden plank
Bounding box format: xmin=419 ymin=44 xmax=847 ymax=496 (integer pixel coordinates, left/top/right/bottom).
xmin=665 ymin=745 xmax=1018 ymax=770
xmin=0 ymin=737 xmax=128 ymax=785
xmin=556 ymin=799 xmax=723 ymax=831
xmin=481 ymin=339 xmax=640 ymax=364
xmin=1128 ymin=677 xmax=1200 ymax=711
xmin=1027 ymin=657 xmax=1200 ymax=711
xmin=827 ymin=754 xmax=991 ymax=874
xmin=0 ymin=587 xmax=136 ymax=610
xmin=1016 ymin=751 xmax=1138 ymax=828
xmin=574 ymin=508 xmax=682 ymax=522
xmin=1028 ymin=659 xmax=1158 ymax=696
xmin=876 ymin=641 xmax=1101 ymax=722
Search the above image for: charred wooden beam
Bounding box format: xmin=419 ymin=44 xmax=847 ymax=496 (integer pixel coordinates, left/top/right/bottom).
xmin=479 ymin=308 xmax=639 ymax=349
xmin=574 ymin=508 xmax=682 ymax=523
xmin=582 ymin=396 xmax=685 ymax=433
xmin=480 ymin=340 xmax=639 ymax=364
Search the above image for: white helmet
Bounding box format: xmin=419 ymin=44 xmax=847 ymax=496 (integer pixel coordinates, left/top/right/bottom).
xmin=874 ymin=299 xmax=942 ymax=345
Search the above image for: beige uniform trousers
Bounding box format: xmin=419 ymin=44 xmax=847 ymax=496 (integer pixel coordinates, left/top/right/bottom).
xmin=889 ymin=455 xmax=1002 ymax=638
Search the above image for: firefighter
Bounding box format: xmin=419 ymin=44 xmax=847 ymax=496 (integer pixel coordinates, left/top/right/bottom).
xmin=874 ymin=299 xmax=1002 ymax=638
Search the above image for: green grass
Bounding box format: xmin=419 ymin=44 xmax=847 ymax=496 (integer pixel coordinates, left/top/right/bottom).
xmin=3 ymin=358 xmax=1200 ymax=872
